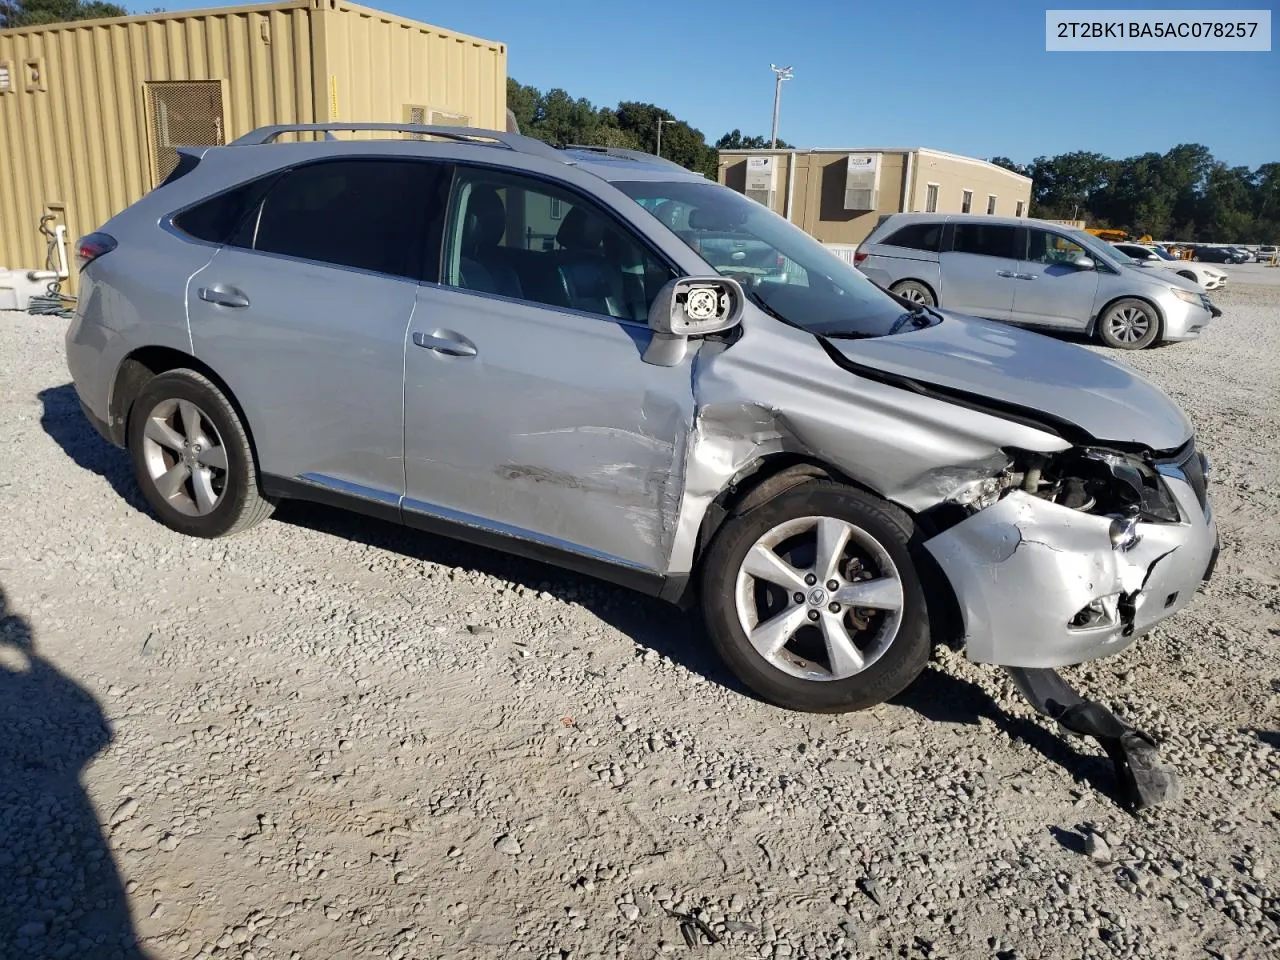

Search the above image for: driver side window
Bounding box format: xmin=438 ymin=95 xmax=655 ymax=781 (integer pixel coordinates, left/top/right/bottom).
xmin=442 ymin=168 xmax=676 ymax=323
xmin=1026 ymin=229 xmax=1086 ymax=265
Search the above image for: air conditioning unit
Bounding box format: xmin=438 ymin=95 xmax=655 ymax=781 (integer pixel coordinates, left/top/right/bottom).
xmin=844 ymin=153 xmax=880 ymax=210
xmin=744 ymin=156 xmax=776 ymax=208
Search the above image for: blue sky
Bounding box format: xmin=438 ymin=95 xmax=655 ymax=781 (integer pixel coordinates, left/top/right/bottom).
xmin=138 ymin=0 xmax=1277 ymax=168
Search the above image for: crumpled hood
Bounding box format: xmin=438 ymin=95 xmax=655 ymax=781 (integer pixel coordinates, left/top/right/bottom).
xmin=826 ymin=312 xmax=1192 ymax=451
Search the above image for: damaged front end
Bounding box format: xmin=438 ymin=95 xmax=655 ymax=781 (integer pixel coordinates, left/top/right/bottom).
xmin=924 ymin=441 xmax=1218 ymax=668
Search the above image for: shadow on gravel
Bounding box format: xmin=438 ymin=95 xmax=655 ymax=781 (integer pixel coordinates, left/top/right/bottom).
xmin=1251 ymin=729 xmax=1280 ymax=750
xmin=272 ymin=500 xmax=751 ymax=699
xmin=0 ymin=585 xmax=147 ymax=959
xmin=893 ymin=665 xmax=1124 ymax=806
xmin=1048 ymin=825 xmax=1087 ymax=855
xmin=37 ymin=383 xmax=147 ymax=514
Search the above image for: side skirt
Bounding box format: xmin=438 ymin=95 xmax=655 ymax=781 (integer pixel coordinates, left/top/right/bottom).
xmin=260 ymin=473 xmax=670 ymax=599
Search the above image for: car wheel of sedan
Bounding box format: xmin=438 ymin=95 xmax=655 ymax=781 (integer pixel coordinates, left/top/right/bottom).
xmin=889 ymin=280 xmax=936 ymax=307
xmin=700 ymin=481 xmax=931 ymax=713
xmin=127 ymin=369 xmax=275 ymax=538
xmin=1099 ymin=298 xmax=1161 ymax=350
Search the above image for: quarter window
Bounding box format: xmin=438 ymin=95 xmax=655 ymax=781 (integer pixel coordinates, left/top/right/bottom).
xmin=952 ymin=223 xmax=1017 ymax=259
xmin=443 ymin=168 xmax=675 ymax=323
xmin=248 ymin=159 xmax=448 ymax=279
xmin=173 ymin=174 xmax=280 ymax=244
xmin=883 ymin=221 xmax=943 ymax=253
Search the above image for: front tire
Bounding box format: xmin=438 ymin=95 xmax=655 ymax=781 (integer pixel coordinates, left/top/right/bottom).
xmin=1098 ymin=298 xmax=1161 ymax=350
xmin=126 ymin=369 xmax=275 ymax=538
xmin=700 ymin=482 xmax=932 ymax=713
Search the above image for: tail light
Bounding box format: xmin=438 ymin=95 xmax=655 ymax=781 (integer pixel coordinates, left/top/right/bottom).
xmin=76 ymin=232 xmax=117 ymax=270
xmin=853 ymin=251 xmax=868 ymax=264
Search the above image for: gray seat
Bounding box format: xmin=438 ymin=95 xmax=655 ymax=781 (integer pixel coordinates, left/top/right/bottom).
xmin=552 ymin=207 xmax=628 ymax=318
xmin=459 ymin=187 xmax=524 ymax=299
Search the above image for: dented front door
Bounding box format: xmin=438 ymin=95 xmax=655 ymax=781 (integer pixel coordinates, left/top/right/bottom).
xmin=402 ymin=285 xmax=695 ymax=572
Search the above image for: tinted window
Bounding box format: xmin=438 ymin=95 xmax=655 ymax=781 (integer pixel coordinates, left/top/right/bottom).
xmin=1026 ymin=229 xmax=1086 ymax=264
xmin=173 ymin=175 xmax=279 ymax=244
xmin=952 ymin=223 xmax=1017 ymax=259
xmin=883 ymin=222 xmax=942 ymax=253
xmin=249 ymin=160 xmax=448 ymax=280
xmin=443 ymin=168 xmax=676 ymax=322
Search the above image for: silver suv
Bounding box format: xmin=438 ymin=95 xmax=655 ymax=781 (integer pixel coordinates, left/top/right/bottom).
xmin=856 ymin=213 xmax=1220 ymax=349
xmin=66 ymin=123 xmax=1218 ymax=715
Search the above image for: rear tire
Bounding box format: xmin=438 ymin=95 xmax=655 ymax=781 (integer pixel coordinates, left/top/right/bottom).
xmin=700 ymin=481 xmax=931 ymax=713
xmin=889 ymin=280 xmax=936 ymax=307
xmin=1098 ymin=298 xmax=1161 ymax=350
xmin=126 ymin=369 xmax=275 ymax=538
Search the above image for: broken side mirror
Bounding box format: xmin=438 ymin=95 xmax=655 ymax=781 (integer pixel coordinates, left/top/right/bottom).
xmin=642 ymin=276 xmax=745 ymax=367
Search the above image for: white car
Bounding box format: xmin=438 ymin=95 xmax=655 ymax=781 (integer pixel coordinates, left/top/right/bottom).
xmin=1111 ymin=243 xmax=1226 ymax=291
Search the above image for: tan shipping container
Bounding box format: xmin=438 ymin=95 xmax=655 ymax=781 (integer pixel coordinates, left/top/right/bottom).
xmin=0 ymin=0 xmax=507 ymax=292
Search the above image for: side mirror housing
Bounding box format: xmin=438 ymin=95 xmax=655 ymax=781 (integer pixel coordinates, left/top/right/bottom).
xmin=1072 ymin=255 xmax=1096 ymax=270
xmin=642 ymin=276 xmax=745 ymax=366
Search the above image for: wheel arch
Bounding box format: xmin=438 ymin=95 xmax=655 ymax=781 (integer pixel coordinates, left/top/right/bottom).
xmin=109 ymin=347 xmax=260 ymax=468
xmin=889 ymin=277 xmax=938 ymax=304
xmin=1093 ymin=293 xmax=1166 ymax=343
xmin=676 ymin=453 xmax=963 ymax=646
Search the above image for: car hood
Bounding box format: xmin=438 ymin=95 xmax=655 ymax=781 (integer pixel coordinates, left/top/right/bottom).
xmin=1121 ymin=262 xmax=1200 ymax=291
xmin=824 ymin=312 xmax=1192 ymax=451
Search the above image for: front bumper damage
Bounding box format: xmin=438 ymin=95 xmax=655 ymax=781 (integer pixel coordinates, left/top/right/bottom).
xmin=922 ymin=457 xmax=1216 ymax=811
xmin=924 ymin=470 xmax=1216 ymax=668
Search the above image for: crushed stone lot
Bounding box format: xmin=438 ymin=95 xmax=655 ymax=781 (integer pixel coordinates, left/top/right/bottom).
xmin=1 ymin=279 xmax=1277 ymax=960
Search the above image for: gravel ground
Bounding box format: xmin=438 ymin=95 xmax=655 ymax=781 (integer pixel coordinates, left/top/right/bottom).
xmin=1 ymin=282 xmax=1277 ymax=960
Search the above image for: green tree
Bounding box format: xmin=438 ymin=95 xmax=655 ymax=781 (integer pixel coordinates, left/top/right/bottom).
xmin=716 ymin=129 xmax=793 ymax=150
xmin=988 ymin=156 xmax=1029 ymax=177
xmin=0 ymin=0 xmax=126 ymax=27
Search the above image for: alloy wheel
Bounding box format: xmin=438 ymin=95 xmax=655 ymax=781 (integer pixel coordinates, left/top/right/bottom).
xmin=1106 ymin=306 xmax=1152 ymax=344
xmin=139 ymin=397 xmax=228 ymax=517
xmin=733 ymin=516 xmax=904 ymax=682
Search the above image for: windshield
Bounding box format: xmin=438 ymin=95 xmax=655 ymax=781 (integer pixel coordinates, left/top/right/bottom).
xmin=1068 ymin=229 xmax=1130 ymax=265
xmin=1150 ymin=246 xmax=1176 ymax=260
xmin=614 ymin=180 xmax=911 ymax=338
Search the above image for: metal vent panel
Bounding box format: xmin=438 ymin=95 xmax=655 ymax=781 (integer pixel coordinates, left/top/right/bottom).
xmin=145 ymin=80 xmax=224 ymax=186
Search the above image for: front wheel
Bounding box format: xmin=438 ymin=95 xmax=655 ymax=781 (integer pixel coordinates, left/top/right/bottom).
xmin=1098 ymin=298 xmax=1161 ymax=350
xmin=700 ymin=482 xmax=932 ymax=713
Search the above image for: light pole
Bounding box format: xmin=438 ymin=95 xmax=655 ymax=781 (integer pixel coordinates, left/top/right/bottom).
xmin=769 ymin=64 xmax=793 ymax=148
xmin=656 ymin=118 xmax=673 ymax=157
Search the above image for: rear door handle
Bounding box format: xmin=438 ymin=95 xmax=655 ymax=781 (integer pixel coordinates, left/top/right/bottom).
xmin=198 ymin=285 xmax=250 ymax=308
xmin=995 ymin=270 xmax=1016 ymax=278
xmin=412 ymin=330 xmax=477 ymax=358
xmin=1017 ymin=273 xmax=1039 ymax=281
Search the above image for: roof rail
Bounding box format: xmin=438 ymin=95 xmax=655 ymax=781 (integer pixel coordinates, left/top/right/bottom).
xmin=562 ymin=144 xmax=692 ymax=171
xmin=229 ymin=123 xmax=569 ymax=163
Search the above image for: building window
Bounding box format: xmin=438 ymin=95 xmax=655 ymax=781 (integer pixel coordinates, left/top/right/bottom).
xmin=925 ymin=183 xmax=939 ymax=213
xmin=961 ymin=189 xmax=973 ymax=214
xmin=987 ymin=194 xmax=997 ymax=215
xmin=1015 ymin=200 xmax=1025 ymax=217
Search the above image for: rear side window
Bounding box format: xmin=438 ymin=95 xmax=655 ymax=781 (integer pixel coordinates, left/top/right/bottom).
xmin=882 ymin=222 xmax=942 ymax=253
xmin=249 ymin=159 xmax=447 ymax=279
xmin=952 ymin=223 xmax=1017 ymax=259
xmin=173 ymin=175 xmax=279 ymax=244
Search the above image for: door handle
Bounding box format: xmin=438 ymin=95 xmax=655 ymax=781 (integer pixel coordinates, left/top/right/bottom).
xmin=1017 ymin=273 xmax=1039 ymax=281
xmin=995 ymin=270 xmax=1016 ymax=278
xmin=198 ymin=285 xmax=250 ymax=308
xmin=412 ymin=330 xmax=477 ymax=358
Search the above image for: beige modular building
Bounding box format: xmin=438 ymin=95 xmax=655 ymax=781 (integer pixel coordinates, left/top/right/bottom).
xmin=0 ymin=0 xmax=507 ymax=292
xmin=718 ymin=147 xmax=1033 ymax=260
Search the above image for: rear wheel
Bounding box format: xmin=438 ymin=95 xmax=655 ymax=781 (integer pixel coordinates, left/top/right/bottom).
xmin=700 ymin=482 xmax=931 ymax=713
xmin=1098 ymin=298 xmax=1161 ymax=350
xmin=126 ymin=369 xmax=275 ymax=538
xmin=889 ymin=280 xmax=936 ymax=307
